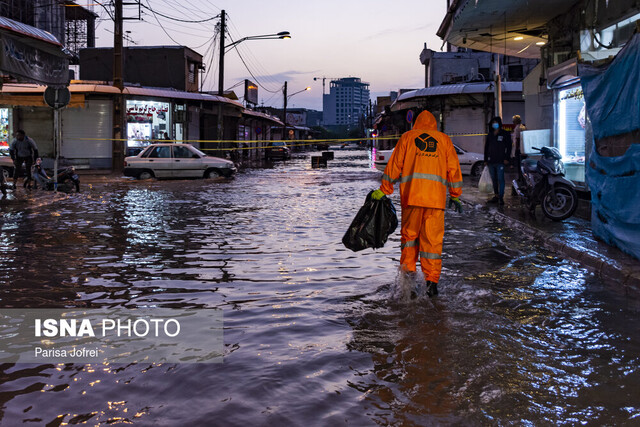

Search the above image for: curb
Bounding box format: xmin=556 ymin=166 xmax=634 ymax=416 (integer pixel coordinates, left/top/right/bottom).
xmin=462 ymin=196 xmax=640 ymax=296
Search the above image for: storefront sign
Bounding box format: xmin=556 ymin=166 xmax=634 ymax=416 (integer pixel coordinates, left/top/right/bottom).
xmin=245 ymin=79 xmax=258 ymax=105
xmin=0 ymin=32 xmax=69 ymax=87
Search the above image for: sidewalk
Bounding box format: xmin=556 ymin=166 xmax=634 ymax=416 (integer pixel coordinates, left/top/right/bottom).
xmin=460 ymin=173 xmax=640 ymax=295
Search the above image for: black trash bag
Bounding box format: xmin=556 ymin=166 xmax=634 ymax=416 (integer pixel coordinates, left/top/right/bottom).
xmin=342 ymin=191 xmax=398 ymax=252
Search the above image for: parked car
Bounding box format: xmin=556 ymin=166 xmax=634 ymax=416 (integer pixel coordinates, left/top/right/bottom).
xmin=265 ymin=141 xmax=291 ymax=160
xmin=0 ymin=151 xmax=13 ymax=179
xmin=124 ymin=143 xmax=236 ymax=180
xmin=374 ymin=144 xmax=484 ymax=176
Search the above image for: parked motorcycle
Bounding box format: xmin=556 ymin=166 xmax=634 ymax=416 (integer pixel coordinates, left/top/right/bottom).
xmin=44 ymin=166 xmax=81 ymax=193
xmin=512 ymin=146 xmax=578 ymax=221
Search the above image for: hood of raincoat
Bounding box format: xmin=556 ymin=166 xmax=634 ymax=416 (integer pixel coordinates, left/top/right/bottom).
xmin=490 ymin=116 xmax=503 ymax=127
xmin=413 ymin=110 xmax=438 ymax=131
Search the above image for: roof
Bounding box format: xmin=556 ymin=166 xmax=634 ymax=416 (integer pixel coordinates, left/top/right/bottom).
xmin=0 ymin=16 xmax=61 ymax=46
xmin=242 ymin=109 xmax=284 ymax=125
xmin=397 ymin=81 xmax=523 ymax=101
xmin=0 ymin=82 xmax=243 ymax=107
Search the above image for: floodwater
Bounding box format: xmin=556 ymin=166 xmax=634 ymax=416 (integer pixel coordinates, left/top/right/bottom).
xmin=0 ymin=150 xmax=639 ymax=425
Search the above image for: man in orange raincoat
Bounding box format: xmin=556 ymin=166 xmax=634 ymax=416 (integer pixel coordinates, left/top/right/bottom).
xmin=372 ymin=110 xmax=463 ymax=297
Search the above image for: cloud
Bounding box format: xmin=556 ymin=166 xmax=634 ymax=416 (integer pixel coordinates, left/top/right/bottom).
xmin=360 ymin=24 xmax=433 ymax=41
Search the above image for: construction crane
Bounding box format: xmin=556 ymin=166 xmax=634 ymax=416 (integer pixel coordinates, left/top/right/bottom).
xmin=313 ymin=76 xmax=340 ymax=95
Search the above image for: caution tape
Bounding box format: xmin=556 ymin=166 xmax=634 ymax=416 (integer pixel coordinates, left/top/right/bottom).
xmin=61 ymin=132 xmax=488 ymax=152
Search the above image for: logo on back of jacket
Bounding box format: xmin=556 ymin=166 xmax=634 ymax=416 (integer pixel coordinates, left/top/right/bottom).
xmin=414 ymin=133 xmax=439 ymax=158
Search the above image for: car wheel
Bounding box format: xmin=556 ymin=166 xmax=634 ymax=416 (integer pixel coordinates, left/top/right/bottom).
xmin=138 ymin=170 xmax=154 ymax=180
xmin=205 ymin=168 xmax=221 ymax=179
xmin=471 ymin=162 xmax=483 ymax=177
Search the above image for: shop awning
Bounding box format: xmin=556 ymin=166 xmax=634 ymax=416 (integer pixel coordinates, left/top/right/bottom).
xmin=0 ymin=93 xmax=85 ymax=108
xmin=391 ymin=81 xmax=523 ymax=111
xmin=437 ymin=0 xmax=577 ymax=58
xmin=242 ymin=109 xmax=284 ymax=126
xmin=0 ymin=17 xmax=70 ymax=87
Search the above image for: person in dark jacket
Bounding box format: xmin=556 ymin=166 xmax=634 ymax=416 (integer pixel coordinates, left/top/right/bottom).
xmin=9 ymin=129 xmax=39 ymax=190
xmin=483 ymin=117 xmax=512 ymax=205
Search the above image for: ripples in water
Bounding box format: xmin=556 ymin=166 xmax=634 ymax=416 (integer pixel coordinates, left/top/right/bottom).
xmin=0 ymin=151 xmax=639 ymax=425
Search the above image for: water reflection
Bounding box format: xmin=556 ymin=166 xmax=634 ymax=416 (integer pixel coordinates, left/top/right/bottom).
xmin=0 ymin=150 xmax=638 ymax=424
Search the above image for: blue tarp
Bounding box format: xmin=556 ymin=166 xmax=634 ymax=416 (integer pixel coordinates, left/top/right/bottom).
xmin=580 ymin=33 xmax=640 ymax=260
xmin=588 ymin=145 xmax=640 ymax=260
xmin=580 ymin=33 xmax=640 ymax=141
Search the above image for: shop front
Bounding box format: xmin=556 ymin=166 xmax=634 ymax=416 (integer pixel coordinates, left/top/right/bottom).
xmin=126 ymin=99 xmax=171 ymax=155
xmin=554 ymin=83 xmax=587 ymax=185
xmin=0 ymin=107 xmax=13 ymax=152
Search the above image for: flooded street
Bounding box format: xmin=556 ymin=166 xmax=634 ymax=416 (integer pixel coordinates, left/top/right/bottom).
xmin=1 ymin=150 xmax=639 ymax=425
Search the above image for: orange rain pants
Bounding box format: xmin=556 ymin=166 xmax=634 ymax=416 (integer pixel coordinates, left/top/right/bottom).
xmin=400 ymin=206 xmax=445 ymax=283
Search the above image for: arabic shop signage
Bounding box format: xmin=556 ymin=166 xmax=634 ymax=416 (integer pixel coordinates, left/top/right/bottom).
xmin=126 ymin=101 xmax=170 ymax=123
xmin=0 ymin=33 xmax=69 ymax=87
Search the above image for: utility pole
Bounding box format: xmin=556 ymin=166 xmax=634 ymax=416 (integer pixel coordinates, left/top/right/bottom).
xmin=282 ymin=81 xmax=288 ymax=141
xmin=492 ymin=53 xmax=503 ymax=119
xmin=112 ymin=0 xmax=125 ymax=171
xmin=217 ymin=10 xmax=226 ymax=151
xmin=218 ymin=10 xmax=226 ymax=96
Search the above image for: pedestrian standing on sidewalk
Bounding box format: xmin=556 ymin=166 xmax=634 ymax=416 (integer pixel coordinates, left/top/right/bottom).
xmin=483 ymin=117 xmax=511 ymax=205
xmin=371 ymin=110 xmax=463 ymax=298
xmin=9 ymin=130 xmax=38 ymax=190
xmin=511 ymin=115 xmax=526 ymax=178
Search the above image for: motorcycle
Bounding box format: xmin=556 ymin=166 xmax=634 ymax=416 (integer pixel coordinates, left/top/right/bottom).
xmin=44 ymin=166 xmax=81 ymax=193
xmin=512 ymin=146 xmax=578 ymax=221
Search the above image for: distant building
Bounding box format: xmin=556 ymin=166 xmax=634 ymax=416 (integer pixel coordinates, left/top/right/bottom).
xmin=79 ymin=46 xmax=203 ymax=93
xmin=258 ymin=107 xmax=322 ymax=128
xmin=323 ymin=77 xmax=370 ymax=127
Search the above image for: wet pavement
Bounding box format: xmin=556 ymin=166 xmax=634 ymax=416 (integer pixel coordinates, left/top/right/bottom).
xmin=0 ymin=150 xmax=639 ymax=425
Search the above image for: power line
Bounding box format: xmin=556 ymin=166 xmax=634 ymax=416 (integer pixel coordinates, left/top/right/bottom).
xmin=227 ymin=32 xmax=282 ymax=94
xmin=139 ymin=3 xmax=218 ymax=23
xmin=142 ymin=0 xmax=182 ymax=45
xmin=226 ymin=16 xmax=285 ymax=90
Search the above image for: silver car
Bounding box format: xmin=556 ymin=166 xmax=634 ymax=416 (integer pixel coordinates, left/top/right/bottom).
xmin=124 ymin=143 xmax=236 ymax=180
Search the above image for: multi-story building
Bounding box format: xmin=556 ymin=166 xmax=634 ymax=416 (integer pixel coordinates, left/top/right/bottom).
xmin=323 ymin=77 xmax=370 ymax=128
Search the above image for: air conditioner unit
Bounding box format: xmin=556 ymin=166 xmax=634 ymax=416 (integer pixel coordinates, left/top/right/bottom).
xmin=553 ymin=51 xmax=571 ymax=65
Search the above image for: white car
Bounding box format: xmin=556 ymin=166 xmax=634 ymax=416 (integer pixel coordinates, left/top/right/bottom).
xmin=0 ymin=151 xmax=14 ymax=179
xmin=124 ymin=143 xmax=236 ymax=180
xmin=374 ymin=144 xmax=484 ymax=176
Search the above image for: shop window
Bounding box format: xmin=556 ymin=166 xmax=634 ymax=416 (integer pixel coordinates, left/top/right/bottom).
xmin=0 ymin=108 xmax=12 ymax=151
xmin=556 ymin=86 xmax=586 ymax=182
xmin=126 ymin=100 xmax=171 ymax=149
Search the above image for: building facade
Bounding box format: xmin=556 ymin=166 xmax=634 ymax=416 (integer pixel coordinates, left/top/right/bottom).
xmin=322 ymin=77 xmax=370 ymax=128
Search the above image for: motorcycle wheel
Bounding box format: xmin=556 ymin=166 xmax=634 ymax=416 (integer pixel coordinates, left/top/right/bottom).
xmin=541 ymin=183 xmax=578 ymax=221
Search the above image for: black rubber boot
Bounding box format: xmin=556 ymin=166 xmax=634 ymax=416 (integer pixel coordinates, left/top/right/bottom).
xmin=425 ymin=281 xmax=438 ymax=297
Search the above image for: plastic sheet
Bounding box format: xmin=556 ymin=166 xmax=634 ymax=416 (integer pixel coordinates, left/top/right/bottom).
xmin=342 ymin=191 xmax=398 ymax=252
xmin=580 ymin=33 xmax=640 ymax=141
xmin=587 ymin=145 xmax=640 ymax=259
xmin=580 ymin=33 xmax=640 ymax=260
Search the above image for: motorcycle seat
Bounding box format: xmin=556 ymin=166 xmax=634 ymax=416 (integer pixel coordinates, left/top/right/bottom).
xmin=522 ymin=159 xmax=538 ymax=173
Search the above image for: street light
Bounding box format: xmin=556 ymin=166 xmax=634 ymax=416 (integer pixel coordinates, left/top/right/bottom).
xmin=282 ymin=82 xmax=310 ymax=140
xmin=218 ymin=10 xmax=289 ymax=96
xmin=216 ymin=10 xmax=289 ymax=147
xmin=225 ymin=31 xmax=291 ymax=53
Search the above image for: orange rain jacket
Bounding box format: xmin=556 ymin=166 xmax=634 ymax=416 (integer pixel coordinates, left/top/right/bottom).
xmin=380 ymin=110 xmax=463 ymax=209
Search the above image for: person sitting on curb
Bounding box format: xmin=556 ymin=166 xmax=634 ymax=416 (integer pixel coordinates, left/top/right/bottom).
xmin=32 ymin=158 xmax=50 ymax=190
